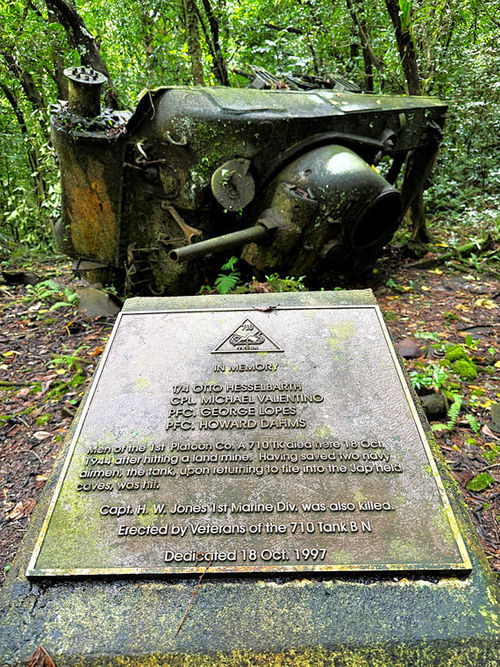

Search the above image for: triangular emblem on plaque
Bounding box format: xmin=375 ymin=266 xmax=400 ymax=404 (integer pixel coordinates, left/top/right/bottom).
xmin=212 ymin=319 xmax=283 ymax=354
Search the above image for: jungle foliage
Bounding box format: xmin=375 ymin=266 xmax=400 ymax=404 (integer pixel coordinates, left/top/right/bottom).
xmin=0 ymin=0 xmax=499 ymax=250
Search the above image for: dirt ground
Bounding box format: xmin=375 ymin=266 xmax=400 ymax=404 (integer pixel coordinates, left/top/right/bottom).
xmin=0 ymin=251 xmax=498 ymax=584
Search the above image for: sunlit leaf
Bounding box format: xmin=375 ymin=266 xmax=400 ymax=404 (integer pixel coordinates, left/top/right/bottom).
xmin=466 ymin=473 xmax=495 ymax=492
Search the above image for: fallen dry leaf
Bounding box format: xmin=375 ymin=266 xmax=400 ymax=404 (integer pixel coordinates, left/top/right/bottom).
xmin=28 ymin=645 xmax=56 ymax=667
xmin=2 ymin=351 xmax=19 ymax=363
xmin=6 ymin=498 xmax=37 ymax=520
xmin=6 ymin=501 xmax=24 ymax=520
xmin=41 ymin=380 xmax=54 ymax=394
xmin=481 ymin=424 xmax=499 ymax=441
xmin=33 ymin=431 xmax=51 ymax=441
xmin=23 ymin=498 xmax=37 ymax=514
xmin=473 ymin=298 xmax=497 ymax=309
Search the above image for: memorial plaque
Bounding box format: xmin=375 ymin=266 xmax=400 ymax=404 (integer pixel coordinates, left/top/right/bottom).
xmin=27 ymin=296 xmax=470 ymax=576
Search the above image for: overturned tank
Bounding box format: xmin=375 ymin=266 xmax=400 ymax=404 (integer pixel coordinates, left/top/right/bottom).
xmin=52 ymin=66 xmax=447 ymax=294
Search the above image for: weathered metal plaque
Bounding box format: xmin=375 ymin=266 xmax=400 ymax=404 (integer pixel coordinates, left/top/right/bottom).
xmin=27 ymin=298 xmax=470 ymax=576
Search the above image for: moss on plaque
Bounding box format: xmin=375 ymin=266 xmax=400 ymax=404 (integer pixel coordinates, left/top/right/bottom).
xmin=1 ymin=291 xmax=499 ymax=665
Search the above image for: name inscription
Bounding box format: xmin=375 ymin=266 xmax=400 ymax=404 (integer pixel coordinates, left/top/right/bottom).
xmin=27 ymin=303 xmax=469 ymax=576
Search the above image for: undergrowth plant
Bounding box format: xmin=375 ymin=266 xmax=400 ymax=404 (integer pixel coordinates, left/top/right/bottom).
xmin=465 ymin=413 xmax=481 ymax=434
xmin=46 ymin=346 xmax=89 ymax=400
xmin=264 ymin=273 xmax=306 ymax=292
xmin=51 ymin=346 xmax=88 ymax=373
xmin=431 ymin=395 xmax=462 ymax=432
xmin=408 ymin=363 xmax=450 ymax=393
xmin=408 ymin=336 xmax=486 ymax=436
xmin=214 ymin=257 xmax=241 ymax=294
xmin=23 ymin=279 xmax=79 ymax=310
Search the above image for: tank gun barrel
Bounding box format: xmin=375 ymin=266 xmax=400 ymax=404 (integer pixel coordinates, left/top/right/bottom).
xmin=169 ymin=222 xmax=272 ymax=263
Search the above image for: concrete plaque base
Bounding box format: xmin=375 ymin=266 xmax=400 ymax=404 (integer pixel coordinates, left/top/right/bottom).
xmin=0 ymin=291 xmax=498 ymax=666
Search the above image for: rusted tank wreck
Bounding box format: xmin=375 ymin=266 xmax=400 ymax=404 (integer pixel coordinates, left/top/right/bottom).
xmin=52 ymin=66 xmax=446 ymax=294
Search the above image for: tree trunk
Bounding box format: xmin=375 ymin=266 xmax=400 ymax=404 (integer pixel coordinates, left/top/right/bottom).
xmin=384 ymin=0 xmax=421 ymax=95
xmin=44 ymin=0 xmax=121 ymax=108
xmin=0 ymin=83 xmax=46 ymax=206
xmin=185 ymin=0 xmax=204 ymax=85
xmin=0 ymin=51 xmax=45 ymax=112
xmin=305 ymin=33 xmax=320 ymax=75
xmin=298 ymin=0 xmax=326 ymax=74
xmin=409 ymin=190 xmax=430 ymax=243
xmin=384 ymin=0 xmax=428 ymax=242
xmin=140 ymin=6 xmax=156 ymax=77
xmin=345 ymin=0 xmax=384 ymax=86
xmin=200 ymin=0 xmax=229 ymax=85
xmin=353 ymin=0 xmax=373 ymax=91
xmin=45 ymin=3 xmax=68 ymax=99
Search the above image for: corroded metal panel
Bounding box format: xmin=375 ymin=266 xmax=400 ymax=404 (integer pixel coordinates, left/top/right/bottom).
xmin=27 ymin=301 xmax=469 ymax=577
xmin=51 ymin=122 xmax=125 ymax=267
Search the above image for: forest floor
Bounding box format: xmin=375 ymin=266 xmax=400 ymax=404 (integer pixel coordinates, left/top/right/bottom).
xmin=0 ymin=243 xmax=499 ymax=585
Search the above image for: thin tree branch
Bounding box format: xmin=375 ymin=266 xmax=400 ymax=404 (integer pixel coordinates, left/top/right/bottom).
xmin=476 ymin=0 xmax=500 ymax=28
xmin=345 ymin=0 xmax=385 ymax=71
xmin=199 ymin=0 xmax=229 ymax=85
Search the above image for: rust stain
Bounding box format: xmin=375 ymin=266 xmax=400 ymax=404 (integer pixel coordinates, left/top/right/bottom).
xmin=66 ymin=159 xmax=119 ymax=264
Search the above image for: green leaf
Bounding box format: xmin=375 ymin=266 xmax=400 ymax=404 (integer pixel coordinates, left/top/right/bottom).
xmin=49 ymin=301 xmax=72 ymax=310
xmin=414 ymin=331 xmax=441 ymax=342
xmin=409 ymin=363 xmax=450 ymax=392
xmin=431 ymin=423 xmax=447 ymax=432
xmin=466 ymin=472 xmax=495 ymax=492
xmin=446 ymin=394 xmax=462 ymax=430
xmin=214 ymin=272 xmax=240 ymax=294
xmin=465 ymin=413 xmax=481 ymax=434
xmin=220 ymin=257 xmax=238 ymax=272
xmin=398 ymin=0 xmax=412 ymax=31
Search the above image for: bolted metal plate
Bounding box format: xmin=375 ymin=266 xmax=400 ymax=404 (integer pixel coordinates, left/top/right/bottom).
xmin=27 ymin=303 xmax=470 ymax=577
xmin=63 ymin=66 xmax=107 ymax=85
xmin=211 ymin=158 xmax=255 ymax=212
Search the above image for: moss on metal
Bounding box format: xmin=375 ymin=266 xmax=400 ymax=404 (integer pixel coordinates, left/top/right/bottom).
xmin=0 ymin=291 xmax=498 ymax=665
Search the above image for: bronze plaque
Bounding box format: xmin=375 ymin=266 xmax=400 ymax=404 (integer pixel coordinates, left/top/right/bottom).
xmin=27 ymin=298 xmax=470 ymax=576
